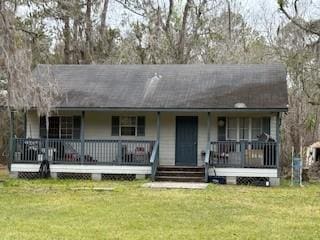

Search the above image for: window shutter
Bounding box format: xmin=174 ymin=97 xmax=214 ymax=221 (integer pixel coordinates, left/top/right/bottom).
xmin=137 ymin=116 xmax=145 ymax=136
xmin=111 ymin=116 xmax=120 ymax=136
xmin=39 ymin=116 xmax=46 ymax=138
xmin=262 ymin=117 xmax=271 ymax=135
xmin=73 ymin=116 xmax=81 ymax=139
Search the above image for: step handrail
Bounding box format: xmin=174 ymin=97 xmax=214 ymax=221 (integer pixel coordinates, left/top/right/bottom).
xmin=150 ymin=140 xmax=159 ymax=181
xmin=204 ymin=142 xmax=211 ymax=182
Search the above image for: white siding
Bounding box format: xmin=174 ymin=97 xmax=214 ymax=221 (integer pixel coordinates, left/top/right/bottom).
xmin=159 ymin=113 xmax=175 ymax=165
xmin=270 ymin=114 xmax=277 ymax=140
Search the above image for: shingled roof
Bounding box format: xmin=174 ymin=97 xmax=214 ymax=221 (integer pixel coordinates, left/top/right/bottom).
xmin=33 ymin=64 xmax=288 ymax=111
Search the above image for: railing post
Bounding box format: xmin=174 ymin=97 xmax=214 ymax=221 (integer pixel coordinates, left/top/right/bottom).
xmin=240 ymin=140 xmax=245 ymax=168
xmin=118 ymin=140 xmax=122 ymax=164
xmin=80 ymin=111 xmax=85 ymax=164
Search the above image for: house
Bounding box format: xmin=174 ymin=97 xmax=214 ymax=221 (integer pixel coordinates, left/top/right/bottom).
xmin=10 ymin=64 xmax=288 ymax=185
xmin=305 ymin=142 xmax=320 ymax=168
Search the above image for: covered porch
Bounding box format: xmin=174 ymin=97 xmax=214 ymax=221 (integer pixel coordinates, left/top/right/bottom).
xmin=9 ymin=109 xmax=280 ymax=183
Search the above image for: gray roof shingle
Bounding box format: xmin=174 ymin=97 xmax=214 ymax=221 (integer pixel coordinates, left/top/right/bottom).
xmin=34 ymin=64 xmax=288 ymax=110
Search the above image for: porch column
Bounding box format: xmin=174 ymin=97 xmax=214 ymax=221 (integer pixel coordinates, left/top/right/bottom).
xmin=156 ymin=111 xmax=160 ymax=159
xmin=9 ymin=110 xmax=15 ymax=171
xmin=45 ymin=115 xmax=49 ymax=162
xmin=80 ymin=111 xmax=85 ymax=164
xmin=23 ymin=111 xmax=27 ymax=138
xmin=276 ymin=112 xmax=280 ymax=177
xmin=205 ymin=112 xmax=211 ymax=182
xmin=157 ymin=112 xmax=160 ymax=142
xmin=207 ymin=112 xmax=211 ymax=144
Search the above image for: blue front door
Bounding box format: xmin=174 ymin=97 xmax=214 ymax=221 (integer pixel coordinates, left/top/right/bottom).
xmin=175 ymin=116 xmax=198 ymax=166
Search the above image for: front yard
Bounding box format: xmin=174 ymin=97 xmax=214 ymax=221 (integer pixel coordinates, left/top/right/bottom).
xmin=0 ymin=170 xmax=319 ymax=239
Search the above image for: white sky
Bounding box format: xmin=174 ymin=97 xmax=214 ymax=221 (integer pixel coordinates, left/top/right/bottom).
xmin=16 ymin=0 xmax=318 ymax=40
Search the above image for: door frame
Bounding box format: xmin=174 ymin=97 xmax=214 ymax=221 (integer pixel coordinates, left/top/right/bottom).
xmin=175 ymin=116 xmax=198 ymax=166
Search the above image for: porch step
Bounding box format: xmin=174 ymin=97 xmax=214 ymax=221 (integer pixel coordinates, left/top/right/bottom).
xmin=157 ymin=171 xmax=204 ymax=177
xmin=157 ymin=166 xmax=205 ymax=172
xmin=155 ymin=165 xmax=205 ymax=182
xmin=155 ymin=176 xmax=204 ymax=182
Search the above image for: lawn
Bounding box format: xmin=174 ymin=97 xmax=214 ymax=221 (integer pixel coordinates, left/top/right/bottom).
xmin=0 ymin=170 xmax=319 ymax=240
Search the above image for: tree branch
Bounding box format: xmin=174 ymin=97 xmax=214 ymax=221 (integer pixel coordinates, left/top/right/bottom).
xmin=114 ymin=0 xmax=145 ymax=17
xmin=279 ymin=4 xmax=320 ymax=36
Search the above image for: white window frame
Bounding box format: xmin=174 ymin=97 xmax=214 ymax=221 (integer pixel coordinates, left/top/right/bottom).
xmin=226 ymin=117 xmax=238 ymax=141
xmin=239 ymin=117 xmax=249 ymax=140
xmin=251 ymin=117 xmax=263 ymax=140
xmin=60 ymin=116 xmax=74 ymax=139
xmin=226 ymin=117 xmax=266 ymax=141
xmin=41 ymin=116 xmax=80 ymax=139
xmin=119 ymin=116 xmax=138 ymax=137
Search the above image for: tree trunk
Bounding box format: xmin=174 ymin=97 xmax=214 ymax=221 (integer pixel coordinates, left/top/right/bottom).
xmin=63 ymin=15 xmax=71 ymax=64
xmin=84 ymin=0 xmax=93 ymax=63
xmin=100 ymin=0 xmax=109 ymax=36
xmin=177 ymin=0 xmax=191 ymax=64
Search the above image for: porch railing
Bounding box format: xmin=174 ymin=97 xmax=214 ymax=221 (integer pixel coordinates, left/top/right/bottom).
xmin=150 ymin=140 xmax=159 ymax=181
xmin=12 ymin=138 xmax=155 ymax=166
xmin=210 ymin=141 xmax=277 ymax=168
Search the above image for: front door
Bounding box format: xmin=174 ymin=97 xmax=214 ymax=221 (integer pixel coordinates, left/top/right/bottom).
xmin=175 ymin=116 xmax=198 ymax=166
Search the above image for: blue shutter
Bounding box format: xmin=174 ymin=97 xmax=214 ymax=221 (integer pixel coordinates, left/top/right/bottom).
xmin=39 ymin=116 xmax=46 ymax=138
xmin=137 ymin=116 xmax=145 ymax=136
xmin=73 ymin=116 xmax=81 ymax=139
xmin=111 ymin=116 xmax=119 ymax=136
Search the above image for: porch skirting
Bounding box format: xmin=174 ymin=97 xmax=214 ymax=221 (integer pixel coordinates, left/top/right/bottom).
xmin=11 ymin=163 xmax=151 ymax=175
xmin=209 ymin=167 xmax=277 ymax=178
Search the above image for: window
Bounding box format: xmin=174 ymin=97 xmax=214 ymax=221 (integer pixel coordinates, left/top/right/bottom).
xmin=226 ymin=117 xmax=270 ymax=141
xmin=121 ymin=116 xmax=136 ymax=136
xmin=252 ymin=118 xmax=262 ymax=140
xmin=239 ymin=118 xmax=249 ymax=140
xmin=61 ymin=117 xmax=73 ymax=139
xmin=112 ymin=116 xmax=145 ymax=136
xmin=40 ymin=116 xmax=81 ymax=139
xmin=227 ymin=117 xmax=237 ymax=140
xmin=252 ymin=117 xmax=271 ymax=139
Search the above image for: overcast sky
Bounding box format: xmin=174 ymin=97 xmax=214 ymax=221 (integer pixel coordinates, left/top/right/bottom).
xmin=17 ymin=0 xmax=318 ymax=39
xmin=103 ymin=0 xmax=282 ymax=35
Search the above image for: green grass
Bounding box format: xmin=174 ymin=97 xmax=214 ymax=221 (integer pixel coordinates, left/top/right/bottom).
xmin=0 ymin=172 xmax=320 ymax=240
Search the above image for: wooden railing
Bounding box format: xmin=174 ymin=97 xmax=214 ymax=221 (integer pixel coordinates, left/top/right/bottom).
xmin=204 ymin=143 xmax=211 ymax=182
xmin=210 ymin=141 xmax=277 ymax=168
xmin=12 ymin=138 xmax=155 ymax=166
